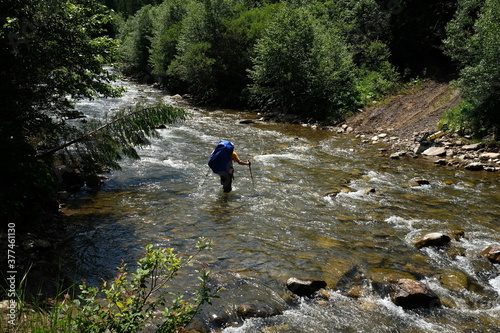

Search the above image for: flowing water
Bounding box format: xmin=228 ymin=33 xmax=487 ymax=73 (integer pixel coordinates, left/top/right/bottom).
xmin=62 ymin=78 xmax=500 ymax=332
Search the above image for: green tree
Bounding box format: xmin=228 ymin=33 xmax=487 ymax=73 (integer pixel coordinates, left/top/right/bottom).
xmin=313 ymin=0 xmax=398 ymax=104
xmin=100 ymin=0 xmax=163 ymax=17
xmin=164 ymin=0 xmax=275 ymax=106
xmin=0 ymin=0 xmax=186 ymax=227
xmin=249 ymin=6 xmax=357 ymax=122
xmin=167 ymin=0 xmax=216 ymax=102
xmin=118 ymin=4 xmax=155 ymax=80
xmin=149 ymin=0 xmax=189 ymax=87
xmin=443 ymin=0 xmax=500 ymax=138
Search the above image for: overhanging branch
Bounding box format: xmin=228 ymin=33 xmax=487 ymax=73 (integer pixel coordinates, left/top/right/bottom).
xmin=36 ymin=102 xmax=187 ymax=158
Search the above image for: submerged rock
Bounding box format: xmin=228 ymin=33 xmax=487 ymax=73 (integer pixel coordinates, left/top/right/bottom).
xmin=286 ymin=277 xmax=327 ymax=297
xmin=389 ymin=278 xmax=441 ymax=309
xmin=449 ymin=230 xmax=465 ymax=242
xmin=480 ymin=246 xmax=500 ymax=264
xmin=414 ymin=232 xmax=451 ymax=249
xmin=236 ymin=302 xmax=282 ymax=319
xmin=438 ymin=271 xmax=469 ymax=292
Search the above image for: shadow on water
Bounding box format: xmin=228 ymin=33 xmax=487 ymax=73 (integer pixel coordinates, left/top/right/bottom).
xmin=61 ymin=209 xmax=143 ymax=286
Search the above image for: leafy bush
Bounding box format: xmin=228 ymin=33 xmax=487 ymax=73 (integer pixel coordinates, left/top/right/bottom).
xmin=249 ymin=5 xmax=357 ymax=122
xmin=444 ymin=0 xmax=500 ymax=138
xmin=356 ymin=41 xmax=400 ymax=105
xmin=10 ymin=239 xmax=218 ymax=332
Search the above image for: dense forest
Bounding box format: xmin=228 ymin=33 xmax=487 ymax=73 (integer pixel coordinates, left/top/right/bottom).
xmin=1 ymin=0 xmax=499 ymax=228
xmin=111 ymin=0 xmax=499 ymax=133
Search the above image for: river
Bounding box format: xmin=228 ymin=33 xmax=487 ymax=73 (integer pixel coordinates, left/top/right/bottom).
xmin=62 ymin=78 xmax=500 ymax=332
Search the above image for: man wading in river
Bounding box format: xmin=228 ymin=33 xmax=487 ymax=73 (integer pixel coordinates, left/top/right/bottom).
xmin=209 ymin=140 xmax=250 ymax=193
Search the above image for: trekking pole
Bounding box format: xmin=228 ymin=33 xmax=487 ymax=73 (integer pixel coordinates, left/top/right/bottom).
xmin=199 ymin=167 xmax=211 ymax=188
xmin=248 ymin=161 xmax=255 ymax=188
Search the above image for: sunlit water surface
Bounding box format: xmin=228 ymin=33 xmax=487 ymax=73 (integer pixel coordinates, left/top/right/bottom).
xmin=62 ymin=78 xmax=500 ymax=332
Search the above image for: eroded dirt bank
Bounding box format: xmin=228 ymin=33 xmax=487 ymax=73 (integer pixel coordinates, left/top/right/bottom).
xmin=344 ymin=80 xmax=500 ymax=171
xmin=346 ymin=80 xmax=460 ymax=140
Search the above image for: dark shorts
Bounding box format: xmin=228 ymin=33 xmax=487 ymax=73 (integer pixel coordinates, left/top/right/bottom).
xmin=218 ymin=169 xmax=234 ymax=192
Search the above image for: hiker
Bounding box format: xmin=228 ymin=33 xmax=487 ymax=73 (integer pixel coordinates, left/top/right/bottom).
xmin=209 ymin=140 xmax=250 ymax=193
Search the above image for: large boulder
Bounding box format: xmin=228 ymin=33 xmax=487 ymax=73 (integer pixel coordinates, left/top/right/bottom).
xmin=286 ymin=277 xmax=327 ymax=297
xmin=389 ymin=278 xmax=441 ymax=309
xmin=480 ymin=245 xmax=500 ymax=264
xmin=414 ymin=232 xmax=451 ymax=249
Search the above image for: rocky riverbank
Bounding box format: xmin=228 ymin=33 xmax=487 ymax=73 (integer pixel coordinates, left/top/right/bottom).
xmin=340 ymin=80 xmax=500 ymax=172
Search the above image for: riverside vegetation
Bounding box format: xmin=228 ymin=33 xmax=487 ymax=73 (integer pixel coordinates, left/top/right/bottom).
xmin=1 ymin=0 xmax=499 ymax=331
xmin=1 ymin=239 xmax=218 ymax=332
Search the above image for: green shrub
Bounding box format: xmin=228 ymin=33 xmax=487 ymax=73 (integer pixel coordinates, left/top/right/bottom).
xmin=4 ymin=239 xmax=218 ymax=333
xmin=249 ymin=6 xmax=357 ymax=122
xmin=444 ymin=0 xmax=500 ymax=138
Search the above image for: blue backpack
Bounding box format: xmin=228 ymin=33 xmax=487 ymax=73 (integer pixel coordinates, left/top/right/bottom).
xmin=208 ymin=140 xmax=234 ymax=174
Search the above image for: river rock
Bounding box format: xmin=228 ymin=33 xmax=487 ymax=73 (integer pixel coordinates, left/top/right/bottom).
xmin=239 ymin=119 xmax=255 ymax=124
xmin=465 ymin=162 xmax=484 ymax=171
xmin=462 ymin=143 xmax=479 ymax=150
xmin=434 ymin=159 xmax=448 ymax=165
xmin=236 ymin=302 xmax=282 ymax=319
xmin=363 ymin=187 xmax=376 ymax=195
xmin=414 ymin=142 xmax=432 ymax=154
xmin=422 ymin=146 xmax=446 ymax=156
xmin=414 ymin=178 xmax=430 ymax=185
xmin=480 ymin=152 xmax=500 ymax=160
xmin=480 ymin=245 xmax=500 ymax=263
xmin=414 ymin=232 xmax=451 ymax=249
xmin=484 ymin=165 xmax=498 ymax=172
xmin=286 ymin=277 xmax=327 ymax=297
xmin=390 ymin=151 xmax=406 ymax=159
xmin=389 ymin=278 xmax=441 ymax=309
xmin=54 ymin=165 xmax=84 ymax=191
xmin=451 ymin=230 xmax=465 ymax=241
xmin=438 ymin=271 xmax=469 ymax=292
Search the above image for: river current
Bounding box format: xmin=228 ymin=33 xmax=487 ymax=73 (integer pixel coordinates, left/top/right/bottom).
xmin=62 ymin=78 xmax=500 ymax=332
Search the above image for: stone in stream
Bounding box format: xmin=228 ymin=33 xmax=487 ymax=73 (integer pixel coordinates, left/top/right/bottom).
xmin=236 ymin=302 xmax=282 ymax=319
xmin=480 ymin=245 xmax=500 ymax=264
xmin=465 ymin=162 xmax=485 ymax=171
xmin=414 ymin=232 xmax=451 ymax=249
xmin=286 ymin=277 xmax=327 ymax=297
xmin=389 ymin=278 xmax=441 ymax=309
xmin=480 ymin=152 xmax=500 ymax=160
xmin=414 ymin=178 xmax=430 ymax=185
xmin=437 ymin=271 xmax=469 ymax=292
xmin=239 ymin=119 xmax=256 ymax=124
